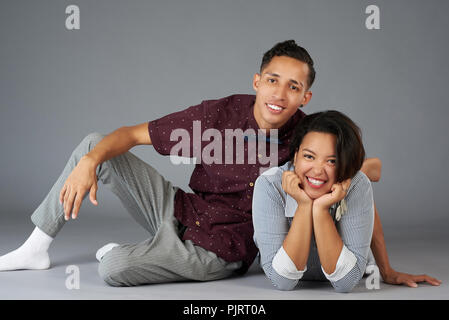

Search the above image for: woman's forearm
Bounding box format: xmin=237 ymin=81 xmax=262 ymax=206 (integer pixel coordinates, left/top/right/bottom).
xmin=83 ymin=126 xmax=139 ymax=167
xmin=312 ymin=206 xmax=344 ymax=274
xmin=282 ymin=202 xmax=313 ymax=271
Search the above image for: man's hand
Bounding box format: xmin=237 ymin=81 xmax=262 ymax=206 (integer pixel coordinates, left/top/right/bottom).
xmin=313 ymin=179 xmax=351 ymax=211
xmin=382 ymin=269 xmax=442 ymax=288
xmin=59 ymin=156 xmax=99 ymax=220
xmin=281 ymin=171 xmax=312 ymax=205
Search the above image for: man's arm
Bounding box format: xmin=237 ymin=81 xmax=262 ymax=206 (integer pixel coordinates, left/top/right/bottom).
xmin=60 ymin=123 xmax=152 ymax=220
xmin=371 ymin=205 xmax=442 ymax=287
xmin=83 ymin=123 xmax=152 ymax=166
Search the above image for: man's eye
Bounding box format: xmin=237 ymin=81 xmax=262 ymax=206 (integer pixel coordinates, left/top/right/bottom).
xmin=268 ymin=78 xmax=276 ymax=83
xmin=290 ymin=85 xmax=298 ymax=91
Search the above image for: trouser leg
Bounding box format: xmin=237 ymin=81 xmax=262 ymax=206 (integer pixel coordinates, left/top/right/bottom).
xmin=31 ymin=132 xmax=177 ymax=238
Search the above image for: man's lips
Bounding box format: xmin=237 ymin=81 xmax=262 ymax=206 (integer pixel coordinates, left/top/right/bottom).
xmin=265 ymin=103 xmax=285 ymax=114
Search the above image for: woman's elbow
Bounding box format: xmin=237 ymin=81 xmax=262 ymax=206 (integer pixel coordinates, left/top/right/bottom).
xmin=272 ymin=280 xmax=298 ymax=291
xmin=331 ymin=273 xmax=363 ymax=293
xmin=332 ymin=281 xmax=358 ymax=293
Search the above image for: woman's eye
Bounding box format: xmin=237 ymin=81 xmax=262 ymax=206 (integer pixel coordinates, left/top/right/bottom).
xmin=304 ymin=154 xmax=313 ymax=160
xmin=328 ymin=159 xmax=336 ymax=165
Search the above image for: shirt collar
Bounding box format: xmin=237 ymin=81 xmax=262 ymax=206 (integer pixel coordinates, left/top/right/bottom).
xmin=247 ymin=99 xmax=305 ymax=139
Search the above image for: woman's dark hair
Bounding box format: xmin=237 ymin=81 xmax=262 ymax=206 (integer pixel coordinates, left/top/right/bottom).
xmin=289 ymin=110 xmax=365 ymax=182
xmin=260 ymin=40 xmax=316 ymax=89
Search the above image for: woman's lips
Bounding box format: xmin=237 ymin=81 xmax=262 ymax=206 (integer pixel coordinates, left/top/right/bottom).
xmin=306 ymin=176 xmax=326 ymax=189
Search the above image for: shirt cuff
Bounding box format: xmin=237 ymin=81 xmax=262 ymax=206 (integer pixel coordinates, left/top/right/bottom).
xmin=321 ymin=244 xmax=357 ymax=282
xmin=272 ymin=246 xmax=307 ymax=280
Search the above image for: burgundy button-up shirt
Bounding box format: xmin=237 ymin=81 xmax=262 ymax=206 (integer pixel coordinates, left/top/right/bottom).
xmin=148 ymin=94 xmax=305 ymax=271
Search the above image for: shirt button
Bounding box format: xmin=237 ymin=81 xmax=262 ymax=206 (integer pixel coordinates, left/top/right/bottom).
xmin=249 ymin=182 xmax=254 ymax=187
xmin=195 ymin=221 xmax=200 ymax=226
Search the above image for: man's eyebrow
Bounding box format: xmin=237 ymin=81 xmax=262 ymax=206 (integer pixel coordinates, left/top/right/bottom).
xmin=264 ymin=72 xmax=304 ymax=88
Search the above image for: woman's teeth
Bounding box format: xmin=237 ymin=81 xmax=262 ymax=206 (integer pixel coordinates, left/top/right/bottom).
xmin=307 ymin=177 xmax=325 ymax=186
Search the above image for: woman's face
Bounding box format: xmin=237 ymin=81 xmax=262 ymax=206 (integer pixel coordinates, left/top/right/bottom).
xmin=293 ymin=131 xmax=338 ymax=200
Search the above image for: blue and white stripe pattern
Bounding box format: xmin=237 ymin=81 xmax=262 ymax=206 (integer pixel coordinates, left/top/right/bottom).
xmin=252 ymin=161 xmax=375 ymax=293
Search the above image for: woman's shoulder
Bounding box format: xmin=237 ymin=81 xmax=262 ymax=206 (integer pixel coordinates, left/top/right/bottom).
xmin=346 ymin=170 xmax=373 ymax=202
xmin=257 ymin=161 xmax=293 ymax=181
xmin=254 ymin=162 xmax=293 ymax=198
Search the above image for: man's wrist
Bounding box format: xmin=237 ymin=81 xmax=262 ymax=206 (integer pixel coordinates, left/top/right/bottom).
xmin=81 ymin=154 xmax=100 ymax=168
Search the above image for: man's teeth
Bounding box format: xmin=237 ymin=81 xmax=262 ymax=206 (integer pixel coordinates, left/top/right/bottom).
xmin=307 ymin=177 xmax=325 ymax=186
xmin=267 ymin=104 xmax=282 ymax=111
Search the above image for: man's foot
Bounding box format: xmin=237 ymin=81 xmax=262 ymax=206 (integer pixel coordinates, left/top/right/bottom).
xmin=0 ymin=227 xmax=53 ymax=271
xmin=0 ymin=248 xmax=50 ymax=271
xmin=96 ymin=243 xmax=120 ymax=262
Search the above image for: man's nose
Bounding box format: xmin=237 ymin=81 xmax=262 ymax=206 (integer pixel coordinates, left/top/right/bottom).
xmin=272 ymin=85 xmax=287 ymax=101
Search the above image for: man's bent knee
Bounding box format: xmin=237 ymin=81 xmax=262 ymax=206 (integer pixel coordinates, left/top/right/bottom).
xmin=82 ymin=132 xmax=105 ymax=151
xmin=97 ymin=249 xmax=134 ymax=287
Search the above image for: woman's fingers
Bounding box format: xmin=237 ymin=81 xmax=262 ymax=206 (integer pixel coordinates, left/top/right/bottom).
xmin=342 ymin=178 xmax=352 ymax=192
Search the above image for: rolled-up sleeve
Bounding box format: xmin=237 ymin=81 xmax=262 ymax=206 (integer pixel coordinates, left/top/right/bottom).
xmin=252 ymin=172 xmax=305 ymax=291
xmin=327 ymin=172 xmax=375 ymax=293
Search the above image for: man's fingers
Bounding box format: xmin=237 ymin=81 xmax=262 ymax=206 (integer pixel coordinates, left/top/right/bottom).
xmin=63 ymin=185 xmax=71 ymax=217
xmin=415 ymin=275 xmax=442 ymax=286
xmin=405 ymin=281 xmax=418 ymax=288
xmin=59 ymin=184 xmax=67 ymax=204
xmin=65 ymin=188 xmax=76 ymax=220
xmin=71 ymin=192 xmax=84 ymax=219
xmin=89 ymin=184 xmax=98 ymax=205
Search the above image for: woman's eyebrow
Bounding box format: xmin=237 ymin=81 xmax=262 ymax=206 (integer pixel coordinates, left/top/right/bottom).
xmin=302 ymin=148 xmax=336 ymax=157
xmin=302 ymin=148 xmax=316 ymax=154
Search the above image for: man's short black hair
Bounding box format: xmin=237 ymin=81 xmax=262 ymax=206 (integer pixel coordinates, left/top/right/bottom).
xmin=260 ymin=40 xmax=316 ymax=89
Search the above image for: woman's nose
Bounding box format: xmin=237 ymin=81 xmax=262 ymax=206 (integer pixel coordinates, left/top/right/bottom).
xmin=311 ymin=163 xmax=325 ymax=175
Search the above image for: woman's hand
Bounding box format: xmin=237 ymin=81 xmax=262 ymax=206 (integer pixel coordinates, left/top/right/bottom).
xmin=313 ymin=179 xmax=352 ymax=211
xmin=59 ymin=156 xmax=99 ymax=220
xmin=281 ymin=171 xmax=313 ymax=205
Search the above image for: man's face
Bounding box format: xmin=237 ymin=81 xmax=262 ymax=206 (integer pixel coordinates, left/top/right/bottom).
xmin=253 ymin=56 xmax=312 ymax=130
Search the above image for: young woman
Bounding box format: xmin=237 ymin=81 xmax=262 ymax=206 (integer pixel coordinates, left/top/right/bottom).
xmin=252 ymin=110 xmax=375 ymax=293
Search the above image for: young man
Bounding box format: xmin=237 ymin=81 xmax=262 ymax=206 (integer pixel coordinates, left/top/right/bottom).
xmin=0 ymin=40 xmax=440 ymax=288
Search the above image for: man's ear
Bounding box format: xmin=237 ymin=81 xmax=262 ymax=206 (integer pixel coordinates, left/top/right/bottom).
xmin=252 ymin=73 xmax=261 ymax=92
xmin=299 ymin=91 xmax=313 ymax=109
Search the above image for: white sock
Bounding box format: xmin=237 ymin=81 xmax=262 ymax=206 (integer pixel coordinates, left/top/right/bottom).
xmin=96 ymin=243 xmax=119 ymax=262
xmin=0 ymin=227 xmax=53 ymax=271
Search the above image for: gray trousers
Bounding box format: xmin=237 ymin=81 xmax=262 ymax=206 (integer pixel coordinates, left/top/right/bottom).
xmin=31 ymin=132 xmax=242 ymax=286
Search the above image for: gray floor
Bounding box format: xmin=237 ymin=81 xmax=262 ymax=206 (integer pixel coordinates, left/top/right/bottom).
xmin=0 ymin=214 xmax=448 ymax=300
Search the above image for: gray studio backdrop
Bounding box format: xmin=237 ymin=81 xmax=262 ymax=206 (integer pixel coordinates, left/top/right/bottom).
xmin=1 ymin=0 xmax=448 ymax=238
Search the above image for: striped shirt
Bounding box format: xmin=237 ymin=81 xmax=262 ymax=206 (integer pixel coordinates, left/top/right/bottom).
xmin=252 ymin=161 xmax=375 ymax=292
